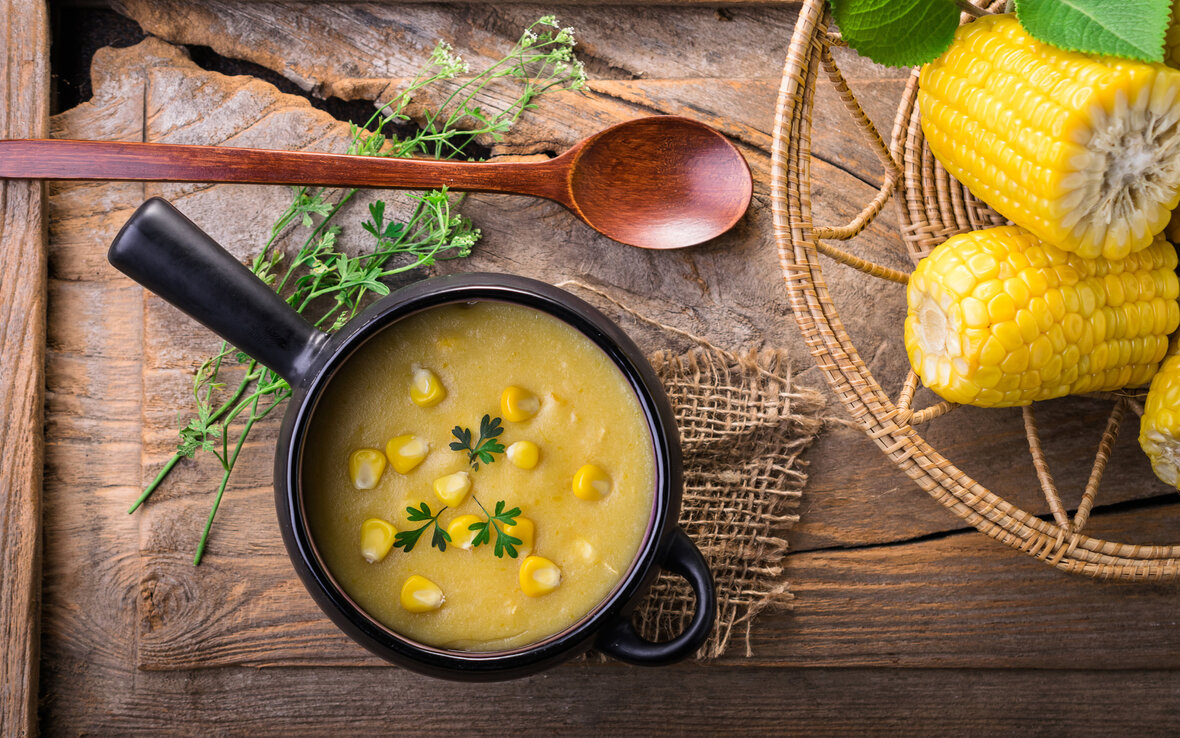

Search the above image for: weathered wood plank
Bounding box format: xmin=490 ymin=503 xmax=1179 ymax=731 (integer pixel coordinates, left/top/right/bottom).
xmin=45 ymin=26 xmax=1180 ymax=677
xmin=111 ymin=1 xmax=813 ymax=99
xmin=37 ymin=659 xmax=1180 ymax=736
xmin=795 ymin=395 xmax=1173 ymax=551
xmin=0 ymin=0 xmax=49 ymax=734
xmin=135 ymin=500 xmax=1180 ymax=670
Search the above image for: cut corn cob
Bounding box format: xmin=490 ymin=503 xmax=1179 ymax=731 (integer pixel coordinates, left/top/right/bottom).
xmin=919 ymin=14 xmax=1180 ymax=260
xmin=1140 ymin=341 xmax=1180 ymax=488
xmin=905 ymin=225 xmax=1180 ymax=407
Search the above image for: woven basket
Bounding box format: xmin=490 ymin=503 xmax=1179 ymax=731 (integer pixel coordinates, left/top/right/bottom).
xmin=771 ymin=0 xmax=1180 ymax=579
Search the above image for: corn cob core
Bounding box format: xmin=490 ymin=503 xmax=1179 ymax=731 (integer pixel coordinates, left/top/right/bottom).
xmin=919 ymin=14 xmax=1180 ymax=261
xmin=905 ymin=226 xmax=1180 ymax=408
xmin=1140 ymin=350 xmax=1180 ymax=488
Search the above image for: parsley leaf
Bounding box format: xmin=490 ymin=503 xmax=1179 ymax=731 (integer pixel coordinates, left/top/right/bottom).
xmin=393 ymin=502 xmax=452 ymax=553
xmin=450 ymin=414 xmax=507 ymax=470
xmin=469 ymin=498 xmax=524 ymax=558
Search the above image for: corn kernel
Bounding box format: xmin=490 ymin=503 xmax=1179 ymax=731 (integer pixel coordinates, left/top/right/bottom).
xmin=572 ymin=464 xmax=612 ymax=501
xmin=501 ymin=385 xmax=540 ymax=422
xmin=400 ymin=575 xmax=444 ymax=612
xmin=360 ymin=518 xmax=397 ymax=563
xmin=446 ymin=514 xmax=483 ymax=550
xmin=385 ymin=434 xmax=430 ymax=474
xmin=433 ymin=471 xmax=472 ymax=507
xmin=348 ymin=449 xmax=387 ymax=490
xmin=506 ymin=441 xmax=540 ymax=469
xmin=504 ymin=516 xmax=535 ymax=552
xmin=572 ymin=536 xmax=597 ymax=563
xmin=519 ymin=555 xmax=561 ymax=597
xmin=410 ymin=365 xmax=446 ymax=407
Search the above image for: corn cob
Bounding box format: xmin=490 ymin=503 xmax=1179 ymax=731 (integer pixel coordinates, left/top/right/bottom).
xmin=1140 ymin=334 xmax=1180 ymax=488
xmin=905 ymin=225 xmax=1180 ymax=408
xmin=919 ymin=14 xmax=1180 ymax=261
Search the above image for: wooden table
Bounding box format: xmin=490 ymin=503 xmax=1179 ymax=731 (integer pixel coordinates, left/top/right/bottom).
xmin=5 ymin=0 xmax=1180 ymax=733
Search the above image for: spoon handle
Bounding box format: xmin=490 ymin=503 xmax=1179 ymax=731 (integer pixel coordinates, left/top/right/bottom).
xmin=0 ymin=139 xmax=573 ymax=205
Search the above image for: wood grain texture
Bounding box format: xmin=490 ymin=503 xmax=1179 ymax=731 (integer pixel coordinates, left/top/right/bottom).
xmin=35 ymin=2 xmax=1180 ymax=732
xmin=0 ymin=0 xmax=48 ymax=735
xmin=34 ymin=660 xmax=1180 ymax=736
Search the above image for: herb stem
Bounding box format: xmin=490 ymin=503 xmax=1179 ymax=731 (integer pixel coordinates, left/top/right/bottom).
xmin=193 ymin=393 xmax=263 ymax=565
xmin=128 ymin=452 xmax=184 ymax=514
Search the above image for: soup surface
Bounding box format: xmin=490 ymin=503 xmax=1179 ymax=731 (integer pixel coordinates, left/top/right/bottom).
xmin=303 ymin=301 xmax=656 ymax=651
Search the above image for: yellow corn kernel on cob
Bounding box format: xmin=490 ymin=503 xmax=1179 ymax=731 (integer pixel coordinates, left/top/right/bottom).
xmin=919 ymin=14 xmax=1180 ymax=260
xmin=1140 ymin=343 xmax=1180 ymax=488
xmin=905 ymin=225 xmax=1180 ymax=408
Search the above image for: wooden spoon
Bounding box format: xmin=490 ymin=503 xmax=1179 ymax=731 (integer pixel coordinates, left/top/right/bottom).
xmin=0 ymin=116 xmax=751 ymax=249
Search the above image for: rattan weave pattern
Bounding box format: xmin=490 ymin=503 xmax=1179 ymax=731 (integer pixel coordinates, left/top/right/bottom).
xmin=771 ymin=0 xmax=1180 ymax=578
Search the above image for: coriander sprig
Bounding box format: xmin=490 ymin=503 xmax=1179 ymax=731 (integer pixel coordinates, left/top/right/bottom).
xmin=469 ymin=498 xmax=524 ymax=558
xmin=394 ymin=503 xmax=452 ymax=553
xmin=450 ymin=414 xmax=506 ymax=470
xmin=128 ymin=18 xmax=586 ymax=564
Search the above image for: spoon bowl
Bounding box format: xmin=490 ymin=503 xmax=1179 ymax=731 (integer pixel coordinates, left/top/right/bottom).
xmin=0 ymin=116 xmax=753 ymax=249
xmin=565 ymin=117 xmax=752 ymax=249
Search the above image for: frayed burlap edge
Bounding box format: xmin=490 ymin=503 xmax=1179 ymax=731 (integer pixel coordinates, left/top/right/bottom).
xmin=634 ymin=346 xmax=825 ymax=658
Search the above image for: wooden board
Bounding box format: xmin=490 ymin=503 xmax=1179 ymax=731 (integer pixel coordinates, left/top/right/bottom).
xmin=27 ymin=1 xmax=1180 ymax=733
xmin=0 ymin=1 xmax=48 ymax=735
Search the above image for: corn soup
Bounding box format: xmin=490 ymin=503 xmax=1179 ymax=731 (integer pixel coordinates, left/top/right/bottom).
xmin=302 ymin=301 xmax=656 ymax=651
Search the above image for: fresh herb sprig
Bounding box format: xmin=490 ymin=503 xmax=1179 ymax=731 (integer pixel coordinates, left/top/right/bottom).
xmin=469 ymin=498 xmax=524 ymax=558
xmin=394 ymin=503 xmax=452 ymax=553
xmin=450 ymin=414 xmax=506 ymax=470
xmin=128 ymin=17 xmax=586 ymax=564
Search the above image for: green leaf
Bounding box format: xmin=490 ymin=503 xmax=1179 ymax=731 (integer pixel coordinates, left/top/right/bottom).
xmin=1014 ymin=0 xmax=1170 ymax=62
xmin=830 ymin=0 xmax=961 ymax=68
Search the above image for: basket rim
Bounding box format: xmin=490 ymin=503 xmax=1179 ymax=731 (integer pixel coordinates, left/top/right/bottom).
xmin=769 ymin=0 xmax=1180 ymax=579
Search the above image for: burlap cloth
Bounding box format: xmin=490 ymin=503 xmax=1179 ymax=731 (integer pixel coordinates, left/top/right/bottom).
xmin=562 ymin=284 xmax=826 ymax=659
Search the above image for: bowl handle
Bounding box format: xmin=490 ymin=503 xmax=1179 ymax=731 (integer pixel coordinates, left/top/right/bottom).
xmin=595 ymin=527 xmax=715 ymax=665
xmin=108 ymin=197 xmax=328 ymax=385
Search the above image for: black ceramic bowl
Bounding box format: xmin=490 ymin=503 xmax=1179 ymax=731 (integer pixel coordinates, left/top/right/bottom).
xmin=108 ymin=197 xmax=715 ymax=680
